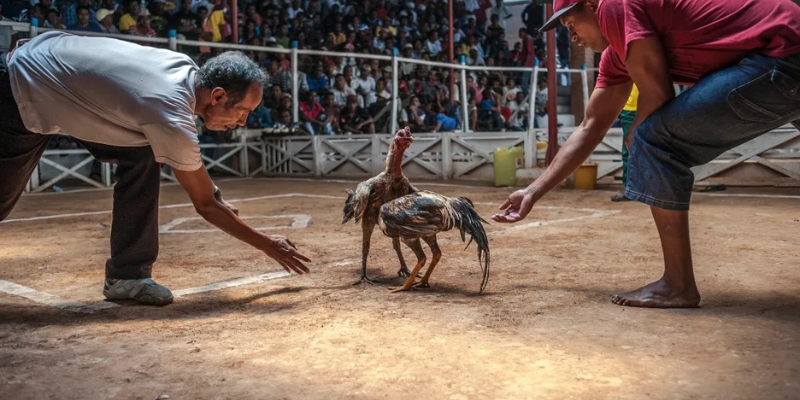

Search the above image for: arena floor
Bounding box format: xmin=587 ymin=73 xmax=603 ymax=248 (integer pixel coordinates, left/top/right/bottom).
xmin=1 ymin=177 xmax=798 ymax=400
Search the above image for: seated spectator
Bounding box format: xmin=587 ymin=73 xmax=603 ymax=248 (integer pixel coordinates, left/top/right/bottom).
xmin=354 ymin=64 xmax=376 ymax=107
xmin=119 ymin=0 xmax=139 ymax=32
xmin=478 ymin=88 xmax=504 ymax=131
xmin=331 ymin=74 xmax=356 ymax=107
xmin=247 ymin=99 xmax=273 ymax=129
xmin=306 ymin=65 xmax=329 ymax=92
xmin=264 ymin=85 xmax=284 ymax=111
xmin=299 ymin=91 xmax=335 ymax=135
xmin=148 ymin=0 xmax=170 ymax=37
xmin=429 ymin=104 xmax=458 ymax=133
xmin=266 ymin=59 xmax=292 ymax=93
xmin=340 ymin=94 xmax=375 ymax=134
xmin=68 ymin=5 xmax=103 ymax=32
xmin=399 ymin=95 xmax=427 ymax=131
xmin=44 ymin=9 xmax=66 ymax=29
xmin=129 ymin=9 xmax=157 ymax=40
xmin=95 ymin=8 xmax=120 ymax=34
xmin=322 ymin=92 xmax=342 ymax=135
xmin=506 ymin=91 xmax=528 ymax=131
xmin=268 ymin=108 xmax=311 ymax=135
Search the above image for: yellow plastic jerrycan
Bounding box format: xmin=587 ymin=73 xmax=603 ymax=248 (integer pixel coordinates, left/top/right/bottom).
xmin=493 ymin=146 xmax=524 ymax=187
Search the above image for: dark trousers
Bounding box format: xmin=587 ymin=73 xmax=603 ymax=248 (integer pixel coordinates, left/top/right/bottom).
xmin=0 ymin=72 xmax=161 ymax=279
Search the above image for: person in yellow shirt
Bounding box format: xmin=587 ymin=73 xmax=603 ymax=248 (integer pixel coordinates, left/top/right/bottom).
xmin=611 ymin=84 xmax=638 ymax=202
xmin=118 ymin=0 xmax=139 ymax=32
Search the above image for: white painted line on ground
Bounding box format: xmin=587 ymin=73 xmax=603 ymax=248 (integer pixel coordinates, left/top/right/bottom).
xmin=697 ymin=193 xmax=800 ymax=200
xmin=159 ymin=214 xmax=312 ymax=234
xmin=0 ymin=279 xmax=111 ymax=314
xmin=2 ymin=193 xmax=341 ymax=224
xmin=23 ymin=177 xmax=252 ymax=196
xmin=0 ymin=259 xmax=359 ymax=314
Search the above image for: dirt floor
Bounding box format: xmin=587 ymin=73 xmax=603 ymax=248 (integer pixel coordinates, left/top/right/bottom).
xmin=1 ymin=177 xmax=798 ymax=400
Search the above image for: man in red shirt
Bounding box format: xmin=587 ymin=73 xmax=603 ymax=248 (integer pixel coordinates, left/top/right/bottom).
xmin=518 ymin=27 xmax=537 ymax=93
xmin=493 ymin=0 xmax=800 ymax=308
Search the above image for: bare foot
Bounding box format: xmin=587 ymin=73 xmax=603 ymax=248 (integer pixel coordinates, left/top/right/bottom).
xmin=611 ymin=278 xmax=700 ymax=308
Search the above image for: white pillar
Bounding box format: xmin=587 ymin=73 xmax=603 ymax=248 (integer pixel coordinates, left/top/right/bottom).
xmin=291 ymin=42 xmax=299 ymax=125
xmin=390 ymin=48 xmax=399 ymax=134
xmin=460 ymin=55 xmax=469 ymax=133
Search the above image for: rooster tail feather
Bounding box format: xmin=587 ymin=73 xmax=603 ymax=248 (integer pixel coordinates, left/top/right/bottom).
xmin=342 ymin=189 xmax=356 ymax=224
xmin=449 ymin=197 xmax=491 ymax=293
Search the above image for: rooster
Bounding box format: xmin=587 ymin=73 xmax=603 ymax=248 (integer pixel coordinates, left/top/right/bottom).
xmin=342 ymin=127 xmax=418 ymax=284
xmin=377 ymin=191 xmax=491 ymax=293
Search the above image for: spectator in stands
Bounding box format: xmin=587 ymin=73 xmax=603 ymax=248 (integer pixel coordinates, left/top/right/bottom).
xmin=96 ymin=8 xmax=120 ymax=34
xmin=266 ymin=59 xmax=292 ymax=93
xmin=478 ymin=87 xmax=504 ymax=130
xmin=399 ymin=95 xmax=426 ymax=131
xmin=264 ymin=84 xmax=283 ymax=111
xmin=43 ymin=9 xmax=66 ymax=29
xmin=118 ymin=0 xmax=139 ymax=32
xmin=306 ymin=64 xmax=329 ymax=92
xmin=68 ymin=5 xmax=103 ymax=32
xmin=169 ymin=0 xmax=201 ymax=53
xmin=148 ymin=0 xmax=170 ymax=37
xmin=129 ymin=9 xmax=157 ymax=40
xmin=534 ymin=78 xmax=548 ymax=129
xmin=354 ymin=63 xmax=376 ymax=107
xmin=429 ymin=103 xmax=457 ymax=133
xmin=247 ymin=98 xmax=273 ymax=129
xmin=506 ymin=91 xmax=528 ymax=131
xmin=340 ymin=94 xmax=375 ymax=134
xmin=63 ymin=0 xmax=96 ymax=28
xmin=331 ymin=73 xmax=355 ymax=107
xmin=322 ymin=92 xmax=342 ymax=134
xmin=299 ymin=90 xmax=335 ymax=135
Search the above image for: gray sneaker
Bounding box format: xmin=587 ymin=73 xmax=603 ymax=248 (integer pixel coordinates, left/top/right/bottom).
xmin=103 ymin=278 xmax=174 ymax=306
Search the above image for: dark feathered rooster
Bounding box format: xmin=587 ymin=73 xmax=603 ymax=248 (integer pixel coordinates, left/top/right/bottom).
xmin=342 ymin=127 xmax=418 ymax=284
xmin=377 ymin=190 xmax=491 ymax=293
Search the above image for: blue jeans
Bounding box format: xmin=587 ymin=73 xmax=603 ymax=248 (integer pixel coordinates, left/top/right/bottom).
xmin=625 ymin=53 xmax=800 ymax=211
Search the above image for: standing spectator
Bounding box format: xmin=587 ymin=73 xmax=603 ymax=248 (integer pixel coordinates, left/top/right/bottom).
xmin=534 ymin=78 xmax=548 ymax=129
xmin=340 ymin=94 xmax=375 ymax=134
xmin=490 ymin=0 xmax=513 ymax=30
xmin=95 ymin=8 xmax=120 ymax=34
xmin=518 ymin=28 xmax=536 ymax=93
xmin=354 ymin=64 xmax=376 ymax=107
xmin=506 ymin=91 xmax=528 ymax=131
xmin=68 ymin=5 xmax=103 ymax=32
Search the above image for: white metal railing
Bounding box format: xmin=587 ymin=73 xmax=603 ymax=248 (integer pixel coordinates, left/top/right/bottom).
xmin=2 ymin=19 xmax=596 ymax=134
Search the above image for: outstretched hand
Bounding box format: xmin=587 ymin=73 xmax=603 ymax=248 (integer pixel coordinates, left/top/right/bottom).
xmin=491 ymin=189 xmax=535 ymax=223
xmin=262 ymin=235 xmax=311 ymax=274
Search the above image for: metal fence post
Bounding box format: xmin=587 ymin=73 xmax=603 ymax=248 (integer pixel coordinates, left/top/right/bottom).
xmin=528 ymin=59 xmax=539 ymax=132
xmin=390 ymin=48 xmax=399 ymax=134
xmin=460 ymin=55 xmax=469 ymax=133
xmin=580 ymin=63 xmax=590 ymax=116
xmin=29 ymin=18 xmax=38 ymax=38
xmin=291 ymin=41 xmax=299 ymax=125
xmin=168 ymin=29 xmax=177 ymax=52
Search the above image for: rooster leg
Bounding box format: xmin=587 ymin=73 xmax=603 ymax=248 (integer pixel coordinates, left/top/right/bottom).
xmin=392 ymin=237 xmax=416 ymax=278
xmin=353 ymin=218 xmax=380 ymax=285
xmin=415 ymin=235 xmax=442 ymax=288
xmin=390 ymin=238 xmax=427 ymax=293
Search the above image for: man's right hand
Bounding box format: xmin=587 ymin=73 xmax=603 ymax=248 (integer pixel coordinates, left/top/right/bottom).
xmin=261 ymin=235 xmax=311 ymax=274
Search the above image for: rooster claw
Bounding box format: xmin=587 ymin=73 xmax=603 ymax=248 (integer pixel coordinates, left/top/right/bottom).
xmin=353 ymin=275 xmax=380 ymax=285
xmin=397 ymin=268 xmax=423 ymax=279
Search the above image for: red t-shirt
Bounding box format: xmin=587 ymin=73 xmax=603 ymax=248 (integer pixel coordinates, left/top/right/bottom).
xmin=596 ymin=0 xmax=800 ymax=88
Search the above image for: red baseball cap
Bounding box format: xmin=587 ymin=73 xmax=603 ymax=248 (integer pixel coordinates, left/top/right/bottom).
xmin=540 ymin=0 xmax=583 ymax=32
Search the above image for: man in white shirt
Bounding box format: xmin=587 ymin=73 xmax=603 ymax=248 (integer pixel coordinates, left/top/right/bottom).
xmin=1 ymin=32 xmax=310 ymax=306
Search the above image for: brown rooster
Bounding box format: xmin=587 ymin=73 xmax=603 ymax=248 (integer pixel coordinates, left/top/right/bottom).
xmin=377 ymin=190 xmax=491 ymax=293
xmin=342 ymin=127 xmax=418 ymax=284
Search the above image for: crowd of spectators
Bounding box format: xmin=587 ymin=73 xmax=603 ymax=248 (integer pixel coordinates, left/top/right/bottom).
xmin=1 ymin=0 xmax=562 ymax=139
